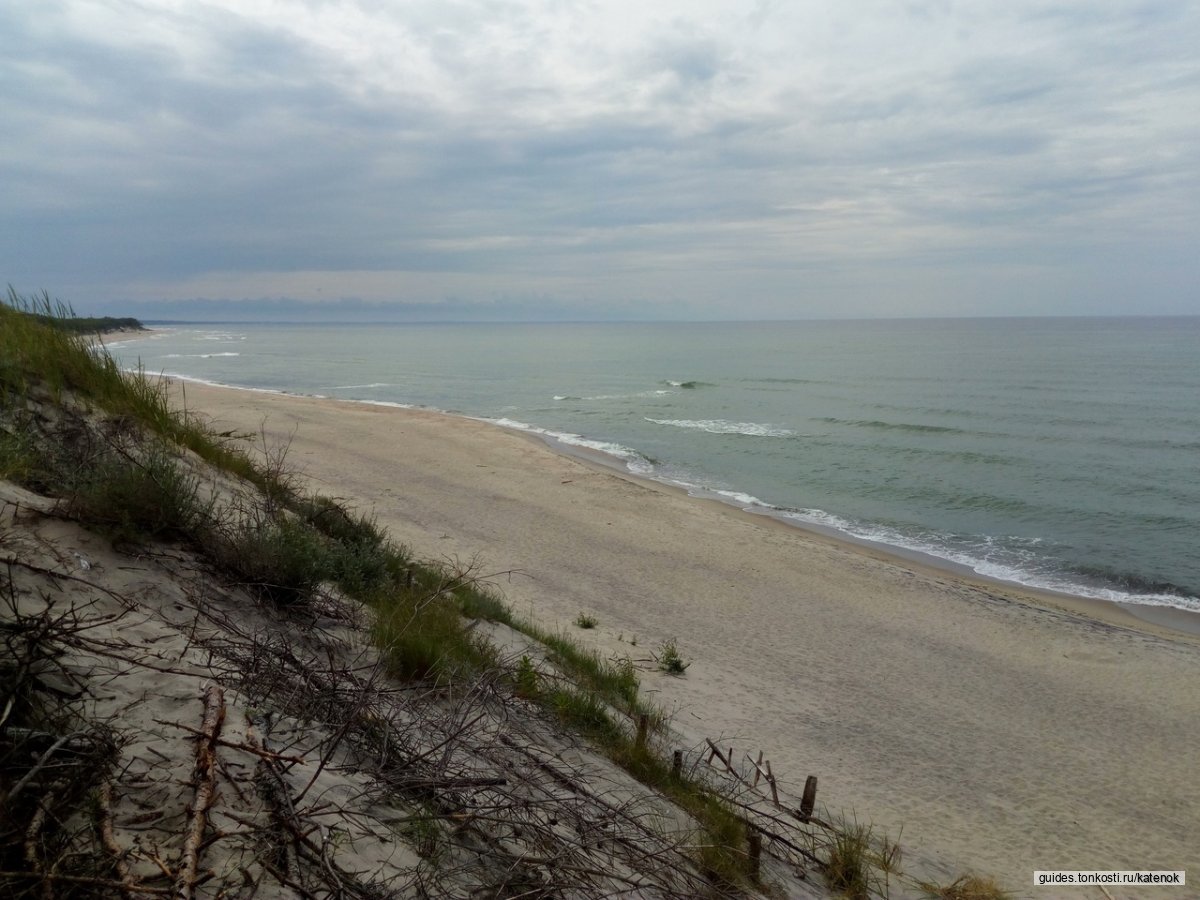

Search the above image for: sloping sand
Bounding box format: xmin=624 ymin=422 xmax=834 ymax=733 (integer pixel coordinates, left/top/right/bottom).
xmin=178 ymin=381 xmax=1200 ymax=896
xmin=7 ymin=389 xmax=825 ymax=899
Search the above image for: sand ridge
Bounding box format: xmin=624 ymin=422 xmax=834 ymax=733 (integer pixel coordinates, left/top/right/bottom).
xmin=176 ymin=380 xmax=1200 ymax=898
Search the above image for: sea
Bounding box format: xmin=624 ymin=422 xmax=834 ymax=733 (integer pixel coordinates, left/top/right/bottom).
xmin=106 ymin=318 xmax=1200 ymax=614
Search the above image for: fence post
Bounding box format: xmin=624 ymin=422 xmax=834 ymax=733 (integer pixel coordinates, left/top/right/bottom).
xmin=747 ymin=830 xmax=762 ymax=881
xmin=800 ymin=775 xmax=818 ymax=820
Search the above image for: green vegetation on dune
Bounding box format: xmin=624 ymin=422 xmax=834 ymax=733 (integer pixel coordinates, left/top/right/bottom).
xmin=1 ymin=290 xmax=1010 ymax=899
xmin=0 ymin=290 xmax=762 ymax=892
xmin=33 ymin=313 xmax=144 ymax=334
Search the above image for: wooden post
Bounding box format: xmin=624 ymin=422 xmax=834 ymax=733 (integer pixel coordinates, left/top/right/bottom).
xmin=747 ymin=830 xmax=762 ymax=881
xmin=672 ymin=749 xmax=683 ymax=779
xmin=800 ymin=775 xmax=818 ymax=820
xmin=751 ymin=751 xmax=763 ymax=787
xmin=405 ymin=569 xmax=414 ymax=589
xmin=766 ymin=761 xmax=780 ymax=808
xmin=635 ymin=714 xmax=648 ymax=750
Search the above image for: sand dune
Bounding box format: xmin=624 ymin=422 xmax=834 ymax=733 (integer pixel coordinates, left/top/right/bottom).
xmin=178 ymin=380 xmax=1200 ymax=897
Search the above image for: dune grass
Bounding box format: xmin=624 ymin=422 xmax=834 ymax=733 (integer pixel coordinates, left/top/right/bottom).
xmin=918 ymin=875 xmax=1010 ymax=899
xmin=0 ymin=290 xmax=778 ymax=891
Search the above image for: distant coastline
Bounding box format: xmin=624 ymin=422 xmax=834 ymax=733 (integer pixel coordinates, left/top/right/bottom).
xmin=36 ymin=313 xmax=147 ymax=335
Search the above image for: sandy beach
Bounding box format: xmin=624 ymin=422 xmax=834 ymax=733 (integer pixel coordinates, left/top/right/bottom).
xmin=176 ymin=380 xmax=1200 ymax=895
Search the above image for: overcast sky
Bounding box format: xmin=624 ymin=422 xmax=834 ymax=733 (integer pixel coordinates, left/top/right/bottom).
xmin=3 ymin=0 xmax=1198 ymax=320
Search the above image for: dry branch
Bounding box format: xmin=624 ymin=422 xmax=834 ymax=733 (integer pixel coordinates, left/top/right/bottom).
xmin=175 ymin=683 xmax=225 ymax=900
xmin=0 ymin=871 xmax=174 ymax=895
xmin=95 ymin=781 xmax=137 ymax=891
xmin=153 ymin=717 xmax=307 ymax=764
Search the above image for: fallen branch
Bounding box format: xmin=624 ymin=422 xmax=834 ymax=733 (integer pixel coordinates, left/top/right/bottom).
xmin=95 ymin=781 xmax=139 ymax=897
xmin=175 ymin=683 xmax=225 ymax=900
xmin=7 ymin=730 xmax=87 ymax=803
xmin=0 ymin=871 xmax=173 ymax=895
xmin=153 ymin=718 xmax=307 ymax=764
xmin=23 ymin=795 xmax=51 ymax=900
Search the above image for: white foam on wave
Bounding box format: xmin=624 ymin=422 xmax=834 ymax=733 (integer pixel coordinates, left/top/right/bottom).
xmin=659 ymin=482 xmax=1200 ymax=613
xmin=645 ymin=418 xmax=794 ymax=438
xmin=557 ymin=389 xmax=679 ymax=402
xmin=160 ymin=352 xmax=239 ymax=359
xmin=333 ymin=383 xmax=391 ymax=390
xmin=489 ymin=417 xmax=654 ymax=475
xmin=766 ymin=509 xmax=1200 ymax=613
xmin=132 ymin=371 xmax=285 ymax=394
xmin=708 ymin=488 xmax=773 ymax=509
xmin=353 ymin=399 xmax=417 ymax=410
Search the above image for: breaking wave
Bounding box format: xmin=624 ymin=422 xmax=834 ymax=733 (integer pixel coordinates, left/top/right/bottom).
xmin=645 ymin=418 xmax=794 ymax=438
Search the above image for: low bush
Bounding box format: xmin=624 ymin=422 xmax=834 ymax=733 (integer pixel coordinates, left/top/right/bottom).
xmin=69 ymin=445 xmax=212 ymax=543
xmin=372 ymin=592 xmax=496 ymax=681
xmin=215 ymin=515 xmax=332 ymax=605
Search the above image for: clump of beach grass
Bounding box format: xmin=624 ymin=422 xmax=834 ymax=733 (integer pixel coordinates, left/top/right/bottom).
xmin=919 ymin=874 xmax=1010 ymax=899
xmin=825 ymin=821 xmax=875 ymax=899
xmin=68 ymin=444 xmax=215 ymax=544
xmin=574 ymin=611 xmax=598 ymax=629
xmin=656 ymin=637 xmax=690 ymax=675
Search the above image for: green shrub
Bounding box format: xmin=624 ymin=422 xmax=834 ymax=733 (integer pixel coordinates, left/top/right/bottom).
xmin=515 ymin=654 xmax=539 ymax=698
xmin=692 ymin=793 xmax=749 ymax=887
xmin=69 ymin=446 xmax=211 ymax=543
xmin=0 ymin=424 xmax=37 ymax=484
xmin=574 ymin=612 xmax=598 ymax=629
xmin=217 ymin=516 xmax=332 ymax=605
xmin=453 ymin=582 xmax=513 ymax=623
xmin=547 ymin=687 xmax=623 ymax=745
xmin=373 ymin=592 xmax=496 ymax=681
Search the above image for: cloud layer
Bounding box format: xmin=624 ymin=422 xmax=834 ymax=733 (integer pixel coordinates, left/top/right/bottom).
xmin=3 ymin=0 xmax=1198 ymax=319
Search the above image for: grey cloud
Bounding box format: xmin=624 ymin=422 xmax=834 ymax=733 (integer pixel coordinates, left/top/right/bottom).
xmin=2 ymin=1 xmax=1198 ymax=318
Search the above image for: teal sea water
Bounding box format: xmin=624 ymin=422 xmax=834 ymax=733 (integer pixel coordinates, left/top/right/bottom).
xmin=108 ymin=318 xmax=1200 ymax=613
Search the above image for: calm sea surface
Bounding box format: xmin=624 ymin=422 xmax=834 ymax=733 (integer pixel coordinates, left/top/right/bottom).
xmin=108 ymin=318 xmax=1200 ymax=613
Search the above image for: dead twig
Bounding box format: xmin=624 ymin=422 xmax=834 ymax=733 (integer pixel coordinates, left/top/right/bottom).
xmin=153 ymin=718 xmax=307 ymax=764
xmin=0 ymin=871 xmax=174 ymax=895
xmin=95 ymin=780 xmax=141 ymax=897
xmin=175 ymin=683 xmax=225 ymax=900
xmin=7 ymin=730 xmax=87 ymax=803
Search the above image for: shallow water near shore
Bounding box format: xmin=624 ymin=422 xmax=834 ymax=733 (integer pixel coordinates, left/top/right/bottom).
xmin=109 ymin=317 xmax=1200 ymax=613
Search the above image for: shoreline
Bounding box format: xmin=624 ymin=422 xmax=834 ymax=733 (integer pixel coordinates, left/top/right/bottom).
xmin=172 ymin=372 xmax=1200 ymax=640
xmin=532 ymin=423 xmax=1200 ymax=641
xmin=170 ymin=377 xmax=1200 ymax=892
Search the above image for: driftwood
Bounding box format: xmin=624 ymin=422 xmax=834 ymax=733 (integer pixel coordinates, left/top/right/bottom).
xmin=175 ymin=683 xmax=225 ymax=900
